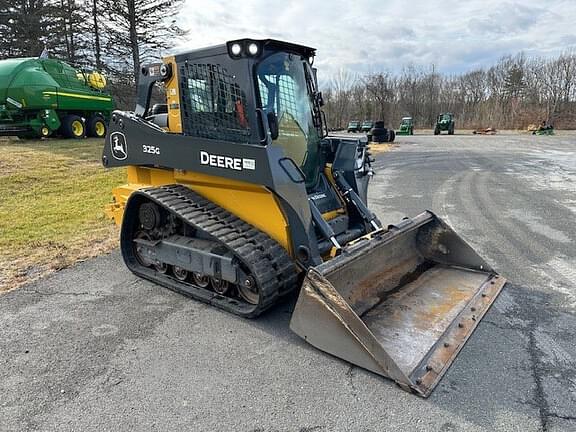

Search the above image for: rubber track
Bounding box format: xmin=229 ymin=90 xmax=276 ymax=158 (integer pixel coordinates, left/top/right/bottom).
xmin=126 ymin=184 xmax=299 ymax=318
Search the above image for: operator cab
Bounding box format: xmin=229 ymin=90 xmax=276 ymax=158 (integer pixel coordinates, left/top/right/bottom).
xmin=220 ymin=40 xmax=367 ymax=247
xmin=148 ymin=39 xmax=326 ymax=190
xmin=135 ymin=39 xmax=371 ymax=251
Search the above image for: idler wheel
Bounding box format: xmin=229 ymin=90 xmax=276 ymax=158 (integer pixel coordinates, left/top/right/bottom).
xmin=173 ymin=266 xmax=188 ymax=281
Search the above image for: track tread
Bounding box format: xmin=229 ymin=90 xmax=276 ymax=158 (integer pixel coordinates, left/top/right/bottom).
xmin=126 ymin=184 xmax=299 ymax=317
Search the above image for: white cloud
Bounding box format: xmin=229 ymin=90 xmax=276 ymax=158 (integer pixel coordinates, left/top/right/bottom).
xmin=175 ymin=0 xmax=576 ymax=79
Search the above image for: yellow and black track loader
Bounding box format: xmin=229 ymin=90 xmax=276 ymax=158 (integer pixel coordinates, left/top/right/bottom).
xmin=102 ymin=39 xmax=505 ymax=397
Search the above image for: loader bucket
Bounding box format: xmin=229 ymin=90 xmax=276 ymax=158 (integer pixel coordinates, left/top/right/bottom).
xmin=290 ymin=211 xmax=505 ymax=397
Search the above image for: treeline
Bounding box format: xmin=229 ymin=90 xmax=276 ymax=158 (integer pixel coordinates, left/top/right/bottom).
xmin=323 ymin=53 xmax=576 ymax=130
xmin=0 ymin=0 xmax=186 ymax=108
xmin=2 ymin=4 xmax=574 ymax=129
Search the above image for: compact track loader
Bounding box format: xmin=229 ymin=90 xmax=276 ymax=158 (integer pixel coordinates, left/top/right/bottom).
xmin=102 ymin=39 xmax=505 ymax=397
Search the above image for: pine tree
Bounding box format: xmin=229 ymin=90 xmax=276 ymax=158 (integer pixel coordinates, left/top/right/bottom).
xmin=0 ymin=0 xmax=50 ymax=57
xmin=48 ymin=0 xmax=93 ymax=65
xmin=504 ymin=64 xmax=526 ymax=99
xmin=100 ymin=0 xmax=186 ymax=82
xmin=91 ymin=0 xmax=102 ymax=70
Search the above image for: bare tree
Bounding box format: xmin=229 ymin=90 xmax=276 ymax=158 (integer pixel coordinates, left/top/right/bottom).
xmin=363 ymin=72 xmax=396 ymax=122
xmin=322 ymin=53 xmax=576 ymax=130
xmin=325 ymin=68 xmax=356 ymax=129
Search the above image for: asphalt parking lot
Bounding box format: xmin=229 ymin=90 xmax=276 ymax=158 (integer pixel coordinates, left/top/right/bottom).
xmin=1 ymin=133 xmax=575 ymax=432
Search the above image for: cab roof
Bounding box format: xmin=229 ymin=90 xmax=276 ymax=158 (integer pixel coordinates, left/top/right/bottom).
xmin=172 ymin=39 xmax=316 ymax=61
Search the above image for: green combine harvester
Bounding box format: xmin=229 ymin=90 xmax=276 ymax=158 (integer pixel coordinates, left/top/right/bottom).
xmin=0 ymin=57 xmax=114 ymax=139
xmin=397 ymin=116 xmax=414 ymax=135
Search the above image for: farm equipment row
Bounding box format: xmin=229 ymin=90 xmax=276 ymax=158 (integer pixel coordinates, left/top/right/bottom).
xmin=347 ymin=113 xmax=456 ymax=136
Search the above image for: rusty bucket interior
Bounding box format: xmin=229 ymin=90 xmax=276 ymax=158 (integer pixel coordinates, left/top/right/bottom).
xmin=290 ymin=211 xmax=505 ymax=397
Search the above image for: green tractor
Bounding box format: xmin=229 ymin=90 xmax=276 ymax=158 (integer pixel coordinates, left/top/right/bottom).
xmin=0 ymin=57 xmax=114 ymax=139
xmin=397 ymin=116 xmax=414 ymax=135
xmin=360 ymin=120 xmax=374 ymax=133
xmin=533 ymin=121 xmax=555 ymax=136
xmin=347 ymin=120 xmax=361 ymax=133
xmin=434 ymin=112 xmax=454 ymax=135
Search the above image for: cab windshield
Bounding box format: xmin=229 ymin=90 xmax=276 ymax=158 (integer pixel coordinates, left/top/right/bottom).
xmin=256 ymin=52 xmax=320 ymax=187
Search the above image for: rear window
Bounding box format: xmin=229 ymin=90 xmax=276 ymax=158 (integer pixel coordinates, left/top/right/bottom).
xmin=179 ymin=62 xmax=251 ymax=142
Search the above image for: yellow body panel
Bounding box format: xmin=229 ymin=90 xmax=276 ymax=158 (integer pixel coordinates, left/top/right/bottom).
xmin=322 ymin=164 xmax=346 ymax=221
xmin=164 ymin=56 xmax=183 ymax=134
xmin=106 ymin=166 xmax=292 ymax=254
xmin=322 ymin=208 xmax=345 ymax=221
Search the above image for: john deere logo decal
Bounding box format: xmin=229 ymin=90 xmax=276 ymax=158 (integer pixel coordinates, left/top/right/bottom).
xmin=199 ymin=150 xmax=255 ymax=171
xmin=110 ymin=132 xmax=127 ymax=160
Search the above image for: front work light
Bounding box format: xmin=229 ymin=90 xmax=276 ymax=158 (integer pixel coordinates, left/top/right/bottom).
xmin=227 ymin=39 xmax=264 ymax=59
xmin=231 ymin=43 xmax=242 ymax=56
xmin=248 ymin=43 xmax=259 ymax=56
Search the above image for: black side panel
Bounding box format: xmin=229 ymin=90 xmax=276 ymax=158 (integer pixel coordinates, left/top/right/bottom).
xmin=103 ymin=111 xmax=320 ymax=266
xmin=135 ymin=63 xmax=162 ymax=116
xmin=102 ymin=112 xmax=274 ymax=185
xmin=308 ymin=173 xmax=343 ymax=214
xmin=331 ymin=138 xmax=364 ymax=196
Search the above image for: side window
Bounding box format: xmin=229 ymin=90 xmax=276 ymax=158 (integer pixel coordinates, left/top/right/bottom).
xmin=180 ymin=63 xmax=250 ymax=142
xmin=258 ymin=75 xmax=303 ymax=127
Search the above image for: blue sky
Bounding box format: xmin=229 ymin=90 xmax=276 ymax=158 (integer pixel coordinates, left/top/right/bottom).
xmin=177 ymin=0 xmax=576 ymax=77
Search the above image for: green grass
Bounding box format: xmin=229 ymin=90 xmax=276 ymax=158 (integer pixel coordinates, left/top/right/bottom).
xmin=0 ymin=137 xmax=125 ymax=291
